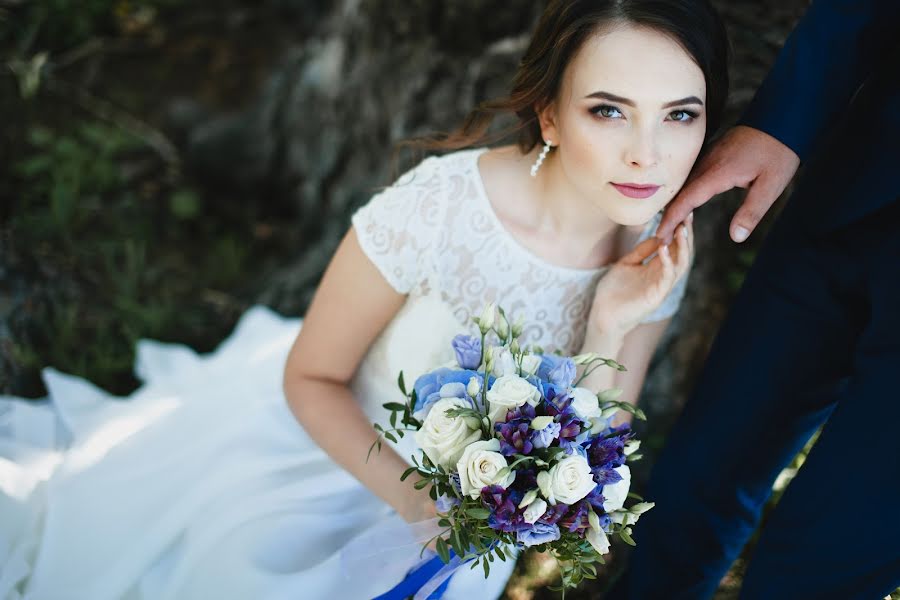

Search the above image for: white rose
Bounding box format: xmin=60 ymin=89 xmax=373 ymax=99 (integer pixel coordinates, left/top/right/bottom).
xmin=601 ymin=465 xmax=631 ymax=512
xmin=489 ymin=347 xmax=517 ymax=377
xmin=523 ymin=498 xmax=547 ymax=524
xmin=521 ymin=354 xmax=541 ymax=377
xmin=457 ymin=438 xmax=515 ymax=498
xmin=486 ymin=374 xmax=541 ymax=422
xmin=414 ymin=398 xmax=482 ymax=469
xmin=537 ymin=454 xmax=597 ymax=505
xmin=569 ymin=387 xmax=602 ymax=419
xmin=586 ymin=526 xmax=611 ymax=555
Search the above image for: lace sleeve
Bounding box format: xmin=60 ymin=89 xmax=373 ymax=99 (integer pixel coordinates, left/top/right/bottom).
xmin=351 ymin=156 xmax=445 ymax=294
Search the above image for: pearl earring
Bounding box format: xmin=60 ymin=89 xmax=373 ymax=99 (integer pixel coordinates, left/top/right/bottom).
xmin=530 ymin=140 xmax=553 ymax=177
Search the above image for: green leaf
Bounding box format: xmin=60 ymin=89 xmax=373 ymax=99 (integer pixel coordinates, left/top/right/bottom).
xmin=400 ymin=466 xmax=418 ymax=482
xmin=619 ymin=529 xmax=637 ymax=546
xmin=384 ymin=432 xmax=398 ymax=444
xmin=398 ymin=371 xmax=407 ymax=395
xmin=482 ymin=556 xmax=491 ymax=578
xmin=436 ymin=537 xmax=450 ymax=564
xmin=465 ymin=508 xmax=491 ymax=519
xmin=382 ymin=402 xmax=407 ymax=412
xmin=414 ymin=479 xmax=430 ymax=490
xmin=452 ymin=529 xmax=464 ymax=555
xmin=169 ymin=189 xmax=200 ymax=220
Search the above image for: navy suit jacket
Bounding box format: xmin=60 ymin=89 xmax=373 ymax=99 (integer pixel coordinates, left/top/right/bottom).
xmin=739 ymin=0 xmax=900 ymax=233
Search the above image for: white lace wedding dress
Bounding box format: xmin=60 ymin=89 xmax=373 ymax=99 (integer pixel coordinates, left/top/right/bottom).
xmin=0 ymin=148 xmax=686 ymax=600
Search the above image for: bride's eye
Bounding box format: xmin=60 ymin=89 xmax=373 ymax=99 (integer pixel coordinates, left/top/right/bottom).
xmin=590 ymin=104 xmax=623 ymax=119
xmin=666 ymin=109 xmax=699 ymax=123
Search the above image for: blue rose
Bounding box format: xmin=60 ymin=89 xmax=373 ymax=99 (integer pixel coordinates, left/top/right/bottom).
xmin=537 ymin=354 xmax=576 ymax=391
xmin=413 ymin=368 xmax=482 ymax=418
xmin=451 ymin=334 xmax=482 ymax=370
xmin=516 ymin=522 xmax=561 ymax=547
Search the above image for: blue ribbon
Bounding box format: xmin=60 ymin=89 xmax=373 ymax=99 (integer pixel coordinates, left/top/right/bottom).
xmin=371 ymin=550 xmax=455 ymax=600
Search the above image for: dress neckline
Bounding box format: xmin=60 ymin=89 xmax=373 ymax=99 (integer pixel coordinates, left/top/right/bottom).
xmin=468 ymin=147 xmax=658 ymax=277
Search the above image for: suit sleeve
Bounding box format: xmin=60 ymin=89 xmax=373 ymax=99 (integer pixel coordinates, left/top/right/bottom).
xmin=739 ymin=0 xmax=900 ymax=161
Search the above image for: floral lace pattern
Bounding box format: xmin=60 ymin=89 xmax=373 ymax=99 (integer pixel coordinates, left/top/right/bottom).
xmin=352 ymin=148 xmax=687 ymax=356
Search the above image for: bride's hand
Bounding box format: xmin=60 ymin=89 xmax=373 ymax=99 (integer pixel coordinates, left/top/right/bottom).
xmin=587 ymin=218 xmax=694 ymax=339
xmin=398 ymin=479 xmax=439 ymax=524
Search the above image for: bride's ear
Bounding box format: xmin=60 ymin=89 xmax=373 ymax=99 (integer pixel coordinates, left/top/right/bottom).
xmin=535 ymin=101 xmax=560 ymax=145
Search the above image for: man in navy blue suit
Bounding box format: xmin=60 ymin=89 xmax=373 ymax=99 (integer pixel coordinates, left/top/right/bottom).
xmin=609 ymin=1 xmax=900 ymax=598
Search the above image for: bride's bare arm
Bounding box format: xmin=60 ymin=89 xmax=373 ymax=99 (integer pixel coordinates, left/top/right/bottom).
xmin=282 ymin=227 xmax=433 ymax=523
xmin=577 ymin=319 xmax=669 ymax=427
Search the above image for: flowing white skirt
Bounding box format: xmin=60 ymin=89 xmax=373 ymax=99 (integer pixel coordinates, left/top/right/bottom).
xmin=0 ymin=306 xmax=516 ymax=600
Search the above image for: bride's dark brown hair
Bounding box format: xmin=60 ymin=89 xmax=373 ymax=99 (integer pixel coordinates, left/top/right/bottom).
xmin=408 ymin=0 xmax=729 ymax=156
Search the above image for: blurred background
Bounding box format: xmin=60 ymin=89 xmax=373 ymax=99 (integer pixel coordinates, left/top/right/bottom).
xmin=1 ymin=0 xmax=813 ymax=597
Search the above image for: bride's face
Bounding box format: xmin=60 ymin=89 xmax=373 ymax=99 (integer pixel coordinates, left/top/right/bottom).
xmin=541 ymin=24 xmax=708 ymax=226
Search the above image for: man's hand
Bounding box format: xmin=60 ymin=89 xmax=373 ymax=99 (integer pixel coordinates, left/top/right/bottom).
xmin=657 ymin=125 xmax=801 ymax=244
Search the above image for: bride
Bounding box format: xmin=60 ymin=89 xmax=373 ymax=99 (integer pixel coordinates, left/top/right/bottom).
xmin=0 ymin=1 xmax=728 ymax=598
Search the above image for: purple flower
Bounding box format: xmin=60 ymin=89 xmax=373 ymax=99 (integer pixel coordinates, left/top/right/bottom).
xmin=585 ymin=428 xmax=631 ymax=484
xmin=451 ymin=335 xmax=482 ymax=370
xmin=559 ymin=500 xmax=593 ymax=534
xmin=495 ymin=404 xmax=536 ymax=456
xmin=537 ymin=354 xmax=576 ymax=390
xmin=435 ymin=493 xmax=460 ymax=513
xmin=586 ymin=436 xmax=626 ymax=470
xmin=537 ymin=502 xmax=570 ymax=526
xmin=480 ymin=485 xmax=527 ymax=533
xmin=592 ymin=464 xmax=624 ymax=487
xmin=517 ymin=522 xmax=561 ymax=547
xmin=531 ymin=421 xmax=561 ymax=449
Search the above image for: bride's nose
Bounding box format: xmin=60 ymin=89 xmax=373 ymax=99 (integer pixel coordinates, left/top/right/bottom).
xmin=622 ymin=127 xmax=660 ymax=169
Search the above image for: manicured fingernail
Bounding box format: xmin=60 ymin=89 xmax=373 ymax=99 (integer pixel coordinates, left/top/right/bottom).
xmin=733 ymin=226 xmax=749 ymax=243
xmin=660 ymin=244 xmax=670 ymax=255
xmin=687 ymin=212 xmax=694 ymax=224
xmin=681 ymin=225 xmax=689 ymax=239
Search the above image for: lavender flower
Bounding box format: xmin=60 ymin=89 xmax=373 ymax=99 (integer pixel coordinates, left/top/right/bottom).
xmin=495 ymin=404 xmax=536 ymax=456
xmin=586 ymin=432 xmax=630 ymax=484
xmin=451 ymin=334 xmax=482 ymax=370
xmin=559 ymin=500 xmax=593 ymax=534
xmin=517 ymin=522 xmax=561 ymax=547
xmin=435 ymin=493 xmax=460 ymax=513
xmin=531 ymin=421 xmax=561 ymax=449
xmin=480 ymin=485 xmax=527 ymax=533
xmin=537 ymin=502 xmax=570 ymax=526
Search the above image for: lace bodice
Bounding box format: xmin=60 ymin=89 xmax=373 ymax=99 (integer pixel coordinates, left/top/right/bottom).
xmin=348 ymin=148 xmax=688 ymax=445
xmin=351 ymin=148 xmax=686 ymax=351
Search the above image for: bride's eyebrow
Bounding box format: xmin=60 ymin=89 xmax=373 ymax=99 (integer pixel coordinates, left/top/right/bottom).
xmin=584 ymin=91 xmax=704 ymax=109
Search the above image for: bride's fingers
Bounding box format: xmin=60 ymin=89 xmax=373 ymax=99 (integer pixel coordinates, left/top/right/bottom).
xmin=621 ymin=237 xmax=662 ymax=265
xmin=657 ymin=241 xmax=676 ymax=293
xmin=673 ymin=224 xmax=692 ymax=278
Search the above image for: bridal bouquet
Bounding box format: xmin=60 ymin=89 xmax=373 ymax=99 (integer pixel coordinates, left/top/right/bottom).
xmin=369 ymin=303 xmax=653 ymax=593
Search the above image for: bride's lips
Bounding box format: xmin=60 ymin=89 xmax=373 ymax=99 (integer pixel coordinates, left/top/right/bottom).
xmin=611 ymin=182 xmax=661 ymax=199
